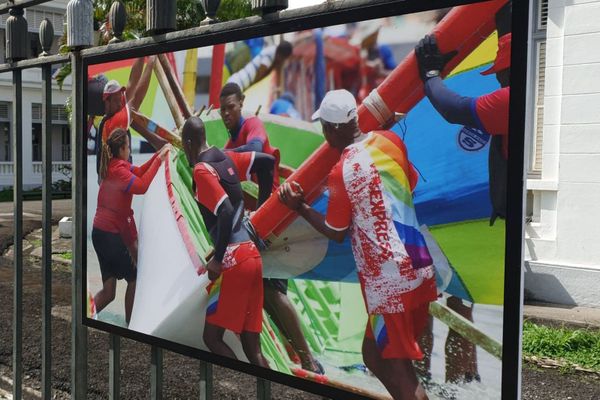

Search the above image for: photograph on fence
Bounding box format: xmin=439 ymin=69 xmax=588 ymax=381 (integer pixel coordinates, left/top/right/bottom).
xmin=84 ymin=1 xmax=516 ymax=398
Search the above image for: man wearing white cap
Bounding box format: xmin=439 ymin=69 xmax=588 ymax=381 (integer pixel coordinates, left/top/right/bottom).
xmin=94 ymin=56 xmax=163 ymax=177
xmin=278 ymin=89 xmax=436 ymax=400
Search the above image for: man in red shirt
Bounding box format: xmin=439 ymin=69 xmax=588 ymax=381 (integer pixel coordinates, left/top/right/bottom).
xmin=219 ymin=83 xmax=324 ymax=374
xmin=181 ymin=116 xmax=269 ymax=368
xmin=221 ymin=82 xmax=280 ymax=189
xmin=95 ymin=56 xmax=168 ymax=177
xmin=414 ymin=1 xmax=511 ymax=385
xmin=279 ymin=90 xmax=437 ymax=400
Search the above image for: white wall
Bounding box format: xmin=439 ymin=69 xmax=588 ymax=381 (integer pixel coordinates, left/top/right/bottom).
xmin=525 ymin=0 xmax=600 ymax=307
xmin=0 ymin=70 xmax=71 ymax=190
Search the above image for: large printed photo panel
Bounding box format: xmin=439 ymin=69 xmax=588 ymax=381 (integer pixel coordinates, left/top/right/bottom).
xmin=83 ymin=1 xmax=526 ymax=398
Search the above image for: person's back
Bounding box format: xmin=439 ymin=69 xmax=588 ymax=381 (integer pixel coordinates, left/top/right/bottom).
xmin=193 ymin=146 xmax=246 ymax=243
xmin=330 ymin=130 xmax=436 ymax=314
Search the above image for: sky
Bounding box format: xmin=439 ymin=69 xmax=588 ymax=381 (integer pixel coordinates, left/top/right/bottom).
xmin=287 ymin=0 xmax=325 ymax=10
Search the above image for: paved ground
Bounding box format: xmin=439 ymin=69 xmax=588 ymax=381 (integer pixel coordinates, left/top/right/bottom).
xmin=1 ymin=200 xmax=600 ymax=399
xmin=524 ymin=302 xmax=600 ymax=329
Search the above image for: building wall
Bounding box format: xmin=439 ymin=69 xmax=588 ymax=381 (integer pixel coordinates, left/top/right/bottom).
xmin=0 ymin=1 xmax=71 ymax=190
xmin=525 ymin=0 xmax=600 ymax=307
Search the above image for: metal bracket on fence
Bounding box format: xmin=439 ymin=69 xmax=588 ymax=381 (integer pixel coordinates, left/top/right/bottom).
xmin=12 ymin=67 xmax=23 ymax=400
xmin=257 ymin=378 xmax=272 ymax=400
xmin=109 ymin=334 xmax=121 ymax=400
xmin=71 ymin=49 xmax=88 ymax=400
xmin=199 ymin=361 xmax=213 ymax=400
xmin=41 ymin=62 xmax=53 ymax=400
xmin=151 ymin=346 xmax=164 ymax=400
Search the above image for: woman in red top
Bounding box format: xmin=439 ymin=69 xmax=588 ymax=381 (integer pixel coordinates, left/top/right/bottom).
xmin=93 ymin=128 xmax=170 ymax=324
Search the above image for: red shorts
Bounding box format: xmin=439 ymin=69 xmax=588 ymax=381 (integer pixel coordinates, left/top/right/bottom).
xmin=365 ymin=303 xmax=430 ymax=360
xmin=205 ymin=242 xmax=263 ymax=334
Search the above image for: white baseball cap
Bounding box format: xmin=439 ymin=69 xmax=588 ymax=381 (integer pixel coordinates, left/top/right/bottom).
xmin=102 ymin=80 xmax=125 ymax=100
xmin=312 ymin=89 xmax=358 ymax=124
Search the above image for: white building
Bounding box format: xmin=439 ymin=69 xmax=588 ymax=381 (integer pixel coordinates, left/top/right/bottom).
xmin=0 ymin=0 xmax=72 ymax=190
xmin=524 ymin=0 xmax=600 ymax=308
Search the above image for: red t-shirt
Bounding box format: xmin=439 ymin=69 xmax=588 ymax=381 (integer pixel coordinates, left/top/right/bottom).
xmin=474 ymin=86 xmax=510 ymax=158
xmin=224 ymin=116 xmax=280 ymax=187
xmin=193 ymin=161 xmax=253 ymax=270
xmin=93 ymin=153 xmax=161 ymax=244
xmin=102 ymin=100 xmax=131 ymax=142
xmin=226 ymin=151 xmax=255 ymax=182
xmin=193 ymin=162 xmax=230 ymax=215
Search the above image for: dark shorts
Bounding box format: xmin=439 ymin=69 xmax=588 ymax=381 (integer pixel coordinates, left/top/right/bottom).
xmin=92 ymin=228 xmax=137 ymax=283
xmin=263 ymin=278 xmax=288 ymax=295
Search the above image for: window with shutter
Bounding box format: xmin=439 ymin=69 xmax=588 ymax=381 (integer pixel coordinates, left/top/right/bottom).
xmin=528 ymin=0 xmax=548 ymax=178
xmin=532 ymin=41 xmax=546 ymax=173
xmin=32 ymin=103 xmax=42 ymax=122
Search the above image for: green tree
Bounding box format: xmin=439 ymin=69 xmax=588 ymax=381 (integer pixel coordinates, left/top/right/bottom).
xmin=56 ymin=0 xmax=255 ymax=88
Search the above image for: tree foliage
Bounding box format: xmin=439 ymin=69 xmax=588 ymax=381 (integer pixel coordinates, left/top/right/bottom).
xmin=56 ymin=0 xmax=255 ymax=88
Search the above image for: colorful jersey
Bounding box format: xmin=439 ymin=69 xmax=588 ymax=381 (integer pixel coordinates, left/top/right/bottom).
xmin=325 ymin=131 xmax=437 ymax=314
xmin=93 ymin=154 xmax=161 ymax=243
xmin=224 ymin=116 xmax=280 ymax=187
xmin=473 ymin=86 xmax=509 ymax=159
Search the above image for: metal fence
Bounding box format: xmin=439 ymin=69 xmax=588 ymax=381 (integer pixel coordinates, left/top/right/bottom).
xmin=1 ymin=0 xmax=403 ymax=398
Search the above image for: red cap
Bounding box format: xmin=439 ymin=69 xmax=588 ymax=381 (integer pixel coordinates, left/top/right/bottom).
xmin=481 ymin=33 xmax=511 ymax=76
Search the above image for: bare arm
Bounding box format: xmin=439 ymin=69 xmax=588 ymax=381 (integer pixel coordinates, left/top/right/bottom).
xmin=130 ymin=120 xmax=168 ymax=151
xmin=126 ymin=58 xmax=145 ymax=100
xmin=128 ymin=56 xmax=157 ymax=111
xmin=278 ymin=182 xmax=347 ymax=243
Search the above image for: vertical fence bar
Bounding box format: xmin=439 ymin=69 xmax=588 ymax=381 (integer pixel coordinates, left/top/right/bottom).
xmin=151 ymin=346 xmax=163 ymax=400
xmin=199 ymin=361 xmax=213 ymax=400
xmin=70 ymin=50 xmax=88 ymax=399
xmin=109 ymin=334 xmax=120 ymax=400
xmin=41 ymin=63 xmax=53 ymax=400
xmin=257 ymin=378 xmax=271 ymax=400
xmin=12 ymin=67 xmax=23 ymax=400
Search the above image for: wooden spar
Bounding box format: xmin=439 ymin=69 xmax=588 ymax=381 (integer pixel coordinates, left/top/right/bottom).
xmin=182 ymin=48 xmax=198 ymax=108
xmin=130 ymin=109 xmax=182 ymax=148
xmin=153 ymin=59 xmax=186 ymax=128
xmin=250 ymin=0 xmax=505 ymax=241
xmin=157 ymin=53 xmax=194 ymax=119
xmin=357 ymin=0 xmax=508 ymax=132
xmin=429 ymin=301 xmax=503 ymax=360
xmin=290 ymin=368 xmax=393 ymax=400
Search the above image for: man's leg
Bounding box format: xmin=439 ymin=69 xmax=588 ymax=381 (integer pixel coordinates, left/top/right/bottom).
xmin=445 ymin=296 xmax=479 ymax=383
xmin=263 ymin=283 xmax=321 ymax=372
xmin=94 ymin=277 xmax=117 ymax=314
xmin=203 ymin=322 xmax=238 ymax=359
xmin=363 ymin=337 xmax=428 ymax=400
xmin=124 ymin=280 xmax=136 ymax=324
xmin=240 ymin=331 xmax=270 ymax=368
xmin=414 ymin=315 xmax=434 ymax=382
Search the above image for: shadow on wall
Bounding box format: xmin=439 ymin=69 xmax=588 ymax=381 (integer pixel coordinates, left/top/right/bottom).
xmin=524 ymin=261 xmax=576 ymax=306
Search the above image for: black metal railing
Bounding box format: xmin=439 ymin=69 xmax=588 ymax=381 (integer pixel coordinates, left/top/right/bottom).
xmin=1 ymin=0 xmax=400 ymax=398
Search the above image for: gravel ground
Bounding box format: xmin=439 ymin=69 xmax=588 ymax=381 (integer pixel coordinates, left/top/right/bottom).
xmin=1 ymin=201 xmax=599 ymax=399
